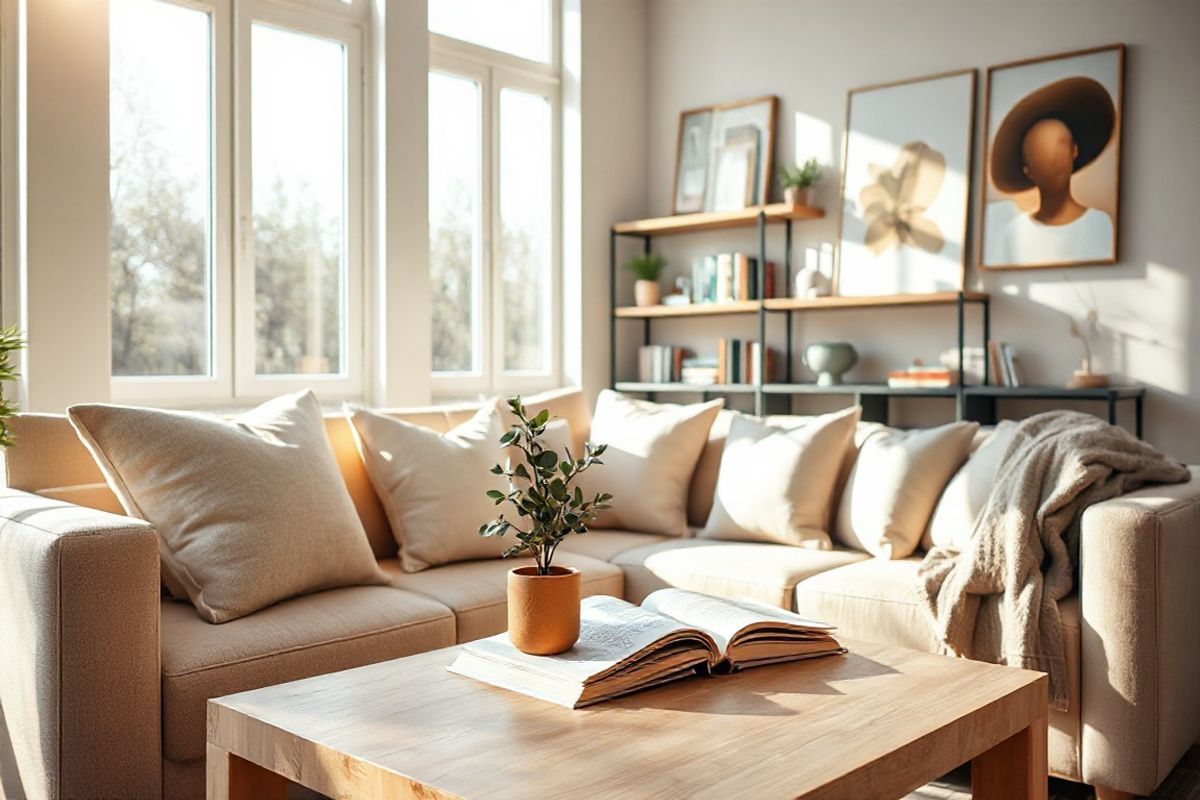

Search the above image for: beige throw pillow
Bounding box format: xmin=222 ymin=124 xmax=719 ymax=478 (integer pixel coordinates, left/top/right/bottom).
xmin=924 ymin=420 xmax=1017 ymax=551
xmin=68 ymin=391 xmax=388 ymax=623
xmin=699 ymin=406 xmax=861 ymax=548
xmin=574 ymin=390 xmax=723 ymax=537
xmin=835 ymin=421 xmax=979 ymax=559
xmin=350 ymin=402 xmax=513 ymax=572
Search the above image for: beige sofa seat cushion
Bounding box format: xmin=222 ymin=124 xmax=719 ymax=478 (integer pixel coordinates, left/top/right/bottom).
xmin=380 ymin=552 xmax=624 ymax=643
xmin=835 ymin=421 xmax=979 ymax=559
xmin=699 ymin=407 xmax=860 ymax=547
xmin=553 ymin=529 xmax=671 ymax=562
xmin=792 ymin=557 xmax=1082 ymax=780
xmin=612 ymin=538 xmax=869 ymax=607
xmin=68 ymin=391 xmax=389 ymax=623
xmin=575 ymin=390 xmax=723 ymax=537
xmin=160 ymin=585 xmax=454 ymax=762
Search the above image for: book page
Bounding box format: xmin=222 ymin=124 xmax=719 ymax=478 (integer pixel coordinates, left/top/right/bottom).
xmin=460 ymin=595 xmax=710 ymax=686
xmin=642 ymin=588 xmax=834 ymax=655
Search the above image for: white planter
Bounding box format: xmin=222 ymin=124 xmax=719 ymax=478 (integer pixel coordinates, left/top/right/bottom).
xmin=634 ymin=280 xmax=661 ymax=307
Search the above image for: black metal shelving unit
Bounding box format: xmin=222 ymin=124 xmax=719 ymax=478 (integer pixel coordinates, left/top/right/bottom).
xmin=609 ymin=207 xmax=1146 ymax=436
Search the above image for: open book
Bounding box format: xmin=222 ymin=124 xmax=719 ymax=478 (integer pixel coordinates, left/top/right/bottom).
xmin=448 ymin=589 xmax=844 ymax=709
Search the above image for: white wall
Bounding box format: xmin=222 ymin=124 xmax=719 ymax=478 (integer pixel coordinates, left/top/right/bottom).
xmin=634 ymin=0 xmax=1200 ymax=461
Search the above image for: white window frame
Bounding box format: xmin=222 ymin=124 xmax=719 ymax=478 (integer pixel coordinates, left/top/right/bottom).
xmin=429 ymin=2 xmax=562 ymax=399
xmin=110 ymin=0 xmax=367 ymax=407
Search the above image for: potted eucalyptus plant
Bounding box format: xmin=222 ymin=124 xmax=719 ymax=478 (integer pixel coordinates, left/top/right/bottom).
xmin=480 ymin=396 xmax=612 ymax=655
xmin=622 ymin=252 xmax=667 ymax=307
xmin=780 ymin=158 xmax=822 ymax=206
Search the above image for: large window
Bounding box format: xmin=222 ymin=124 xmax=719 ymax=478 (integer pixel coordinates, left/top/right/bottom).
xmin=109 ymin=0 xmax=363 ymax=404
xmin=429 ymin=0 xmax=560 ymax=396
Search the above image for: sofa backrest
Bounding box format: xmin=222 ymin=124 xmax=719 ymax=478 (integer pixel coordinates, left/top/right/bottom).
xmin=2 ymin=387 xmax=592 ymax=561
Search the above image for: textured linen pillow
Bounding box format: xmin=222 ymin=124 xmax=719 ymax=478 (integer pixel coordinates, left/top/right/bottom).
xmin=67 ymin=391 xmax=389 ymax=623
xmin=835 ymin=420 xmax=979 ymax=559
xmin=574 ymin=390 xmax=723 ymax=537
xmin=699 ymin=406 xmax=861 ymax=547
xmin=924 ymin=420 xmax=1018 ymax=551
xmin=350 ymin=402 xmax=513 ymax=572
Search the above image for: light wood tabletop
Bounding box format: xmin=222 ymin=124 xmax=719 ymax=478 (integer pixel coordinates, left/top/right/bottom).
xmin=206 ymin=639 xmax=1048 ymax=800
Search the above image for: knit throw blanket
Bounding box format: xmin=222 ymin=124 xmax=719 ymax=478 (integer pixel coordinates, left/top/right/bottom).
xmin=916 ymin=410 xmax=1190 ymax=711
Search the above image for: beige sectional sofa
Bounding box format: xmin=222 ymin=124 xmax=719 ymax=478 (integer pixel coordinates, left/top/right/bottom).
xmin=1 ymin=387 xmax=1197 ymax=799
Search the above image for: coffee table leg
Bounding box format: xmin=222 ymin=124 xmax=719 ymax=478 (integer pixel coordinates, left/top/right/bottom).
xmin=207 ymin=743 xmax=288 ymax=800
xmin=971 ymin=714 xmax=1048 ymax=800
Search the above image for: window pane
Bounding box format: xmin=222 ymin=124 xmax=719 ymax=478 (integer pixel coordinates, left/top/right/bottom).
xmin=110 ymin=0 xmax=212 ymax=377
xmin=499 ymin=88 xmax=552 ymax=373
xmin=429 ymin=72 xmax=482 ymax=374
xmin=251 ymin=24 xmax=347 ymax=376
xmin=428 ymin=0 xmax=551 ymax=63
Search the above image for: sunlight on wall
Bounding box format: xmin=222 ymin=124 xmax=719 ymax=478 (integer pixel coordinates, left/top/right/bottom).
xmin=793 ymin=111 xmax=834 ymax=167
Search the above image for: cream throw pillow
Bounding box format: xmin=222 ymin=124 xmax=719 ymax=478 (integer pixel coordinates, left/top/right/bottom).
xmin=574 ymin=390 xmax=723 ymax=537
xmin=835 ymin=421 xmax=979 ymax=559
xmin=350 ymin=402 xmax=513 ymax=572
xmin=67 ymin=391 xmax=388 ymax=624
xmin=699 ymin=406 xmax=861 ymax=547
xmin=924 ymin=420 xmax=1017 ymax=551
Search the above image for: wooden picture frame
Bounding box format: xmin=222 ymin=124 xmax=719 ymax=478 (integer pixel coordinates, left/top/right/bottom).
xmin=834 ymin=68 xmax=976 ymax=297
xmin=671 ymin=95 xmax=778 ymax=215
xmin=978 ymin=44 xmax=1124 ymax=271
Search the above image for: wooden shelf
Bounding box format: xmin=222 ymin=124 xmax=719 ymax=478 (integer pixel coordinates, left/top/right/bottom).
xmin=612 ymin=203 xmax=824 ymax=237
xmin=614 ymin=382 xmax=758 ymax=394
xmin=763 ymin=291 xmax=988 ymax=312
xmin=762 ymin=382 xmax=960 ymax=398
xmin=614 ymin=300 xmax=760 ymax=319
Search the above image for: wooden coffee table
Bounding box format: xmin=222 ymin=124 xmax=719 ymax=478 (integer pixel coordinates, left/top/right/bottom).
xmin=206 ymin=639 xmax=1047 ymax=800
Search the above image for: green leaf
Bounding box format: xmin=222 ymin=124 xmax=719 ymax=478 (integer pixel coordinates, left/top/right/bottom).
xmin=512 ymin=463 xmax=531 ymax=481
xmin=536 ymin=450 xmax=558 ymax=470
xmin=549 ymin=479 xmax=567 ymax=500
xmin=489 ymin=464 xmax=504 ymax=475
xmin=499 ymin=430 xmax=518 ymax=446
xmin=486 ymin=489 xmax=505 ymax=500
xmin=533 ymin=409 xmax=551 ymax=427
xmin=559 ymin=461 xmax=572 ymax=476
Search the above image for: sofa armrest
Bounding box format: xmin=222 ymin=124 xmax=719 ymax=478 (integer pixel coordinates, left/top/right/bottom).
xmin=0 ymin=488 xmax=161 ymax=800
xmin=1078 ymin=466 xmax=1200 ymax=796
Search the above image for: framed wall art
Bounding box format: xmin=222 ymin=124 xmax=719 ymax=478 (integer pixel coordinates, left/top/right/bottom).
xmin=979 ymin=44 xmax=1124 ymax=270
xmin=671 ymin=96 xmax=777 ymax=215
xmin=835 ymin=69 xmax=975 ymax=297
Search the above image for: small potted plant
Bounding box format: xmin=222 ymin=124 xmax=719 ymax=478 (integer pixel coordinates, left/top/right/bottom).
xmin=623 ymin=252 xmax=667 ymax=307
xmin=480 ymin=397 xmax=612 ymax=655
xmin=779 ymin=158 xmax=822 ymax=206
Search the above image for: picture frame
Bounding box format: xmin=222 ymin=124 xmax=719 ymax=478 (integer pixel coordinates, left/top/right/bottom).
xmin=834 ymin=69 xmax=976 ymax=297
xmin=978 ymin=44 xmax=1124 ymax=271
xmin=671 ymin=96 xmax=778 ymax=215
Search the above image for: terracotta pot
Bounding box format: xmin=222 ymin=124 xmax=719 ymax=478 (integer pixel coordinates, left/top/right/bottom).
xmin=784 ymin=186 xmax=810 ymax=206
xmin=507 ymin=565 xmax=581 ymax=655
xmin=634 ymin=279 xmax=661 ymax=307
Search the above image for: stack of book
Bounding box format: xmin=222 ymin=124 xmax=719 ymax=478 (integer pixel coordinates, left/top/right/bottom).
xmin=691 ymin=253 xmax=777 ymax=304
xmin=638 ymin=345 xmax=687 ymax=383
xmin=988 ymin=341 xmax=1023 ymax=387
xmin=938 ymin=346 xmax=986 ymax=385
xmin=716 ymin=338 xmax=775 ymax=385
xmin=887 ymin=365 xmax=961 ymax=388
xmin=680 ymin=357 xmax=719 ymax=386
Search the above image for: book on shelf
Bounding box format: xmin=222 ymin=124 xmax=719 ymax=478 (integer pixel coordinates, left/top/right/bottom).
xmin=448 ymin=589 xmax=843 ymax=709
xmin=680 ymin=356 xmax=719 ymax=386
xmin=938 ymin=346 xmax=985 ymax=384
xmin=716 ymin=338 xmax=776 ymax=384
xmin=987 ymin=341 xmax=1022 ymax=387
xmin=637 ymin=345 xmax=688 ymax=383
xmin=887 ymin=366 xmax=961 ymax=388
xmin=691 ymin=253 xmax=776 ymax=304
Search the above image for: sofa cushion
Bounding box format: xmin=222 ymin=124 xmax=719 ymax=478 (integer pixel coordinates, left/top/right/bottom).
xmin=380 ymin=552 xmax=623 ymax=643
xmin=792 ymin=556 xmax=1082 ymax=778
xmin=160 ymin=585 xmax=454 ymax=762
xmin=835 ymin=421 xmax=979 ymax=559
xmin=699 ymin=407 xmax=861 ymax=548
xmin=69 ymin=391 xmax=390 ymax=623
xmin=575 ymin=390 xmax=723 ymax=537
xmin=350 ymin=402 xmax=510 ymax=572
xmin=924 ymin=420 xmax=1017 ymax=551
xmin=612 ymin=538 xmax=869 ymax=607
xmin=554 ymin=529 xmax=671 ymax=561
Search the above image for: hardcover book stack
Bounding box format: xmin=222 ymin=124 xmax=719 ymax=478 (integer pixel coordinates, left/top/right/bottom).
xmin=691 ymin=253 xmax=777 ymax=304
xmin=638 ymin=345 xmax=687 ymax=383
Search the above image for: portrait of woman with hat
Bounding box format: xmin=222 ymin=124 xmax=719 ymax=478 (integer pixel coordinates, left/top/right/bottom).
xmin=981 ymin=45 xmax=1123 ymax=269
